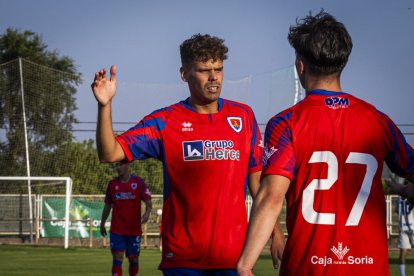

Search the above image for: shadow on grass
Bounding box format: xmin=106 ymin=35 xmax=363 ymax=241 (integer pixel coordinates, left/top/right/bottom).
xmin=389 ymin=256 xmax=414 ymax=265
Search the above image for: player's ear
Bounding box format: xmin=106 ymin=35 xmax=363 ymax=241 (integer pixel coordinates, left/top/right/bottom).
xmin=180 ymin=67 xmax=187 ymax=82
xmin=295 ymin=56 xmax=305 ymax=75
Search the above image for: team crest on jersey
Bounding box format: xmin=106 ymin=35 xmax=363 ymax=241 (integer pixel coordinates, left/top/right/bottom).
xmin=227 ymin=117 xmax=242 ymax=133
xmin=131 ymin=183 xmax=137 ymax=190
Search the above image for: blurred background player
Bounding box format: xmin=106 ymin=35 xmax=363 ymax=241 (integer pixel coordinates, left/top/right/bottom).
xmin=393 ymin=177 xmax=414 ymax=276
xmin=91 ymin=34 xmax=271 ymax=275
xmin=237 ymin=11 xmax=414 ymax=275
xmin=100 ymin=162 xmax=152 ymax=276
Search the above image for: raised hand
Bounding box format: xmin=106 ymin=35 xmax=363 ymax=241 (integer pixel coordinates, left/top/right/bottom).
xmin=91 ymin=65 xmax=117 ymax=106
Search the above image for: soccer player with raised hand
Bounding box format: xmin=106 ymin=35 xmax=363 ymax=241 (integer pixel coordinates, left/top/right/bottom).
xmin=92 ymin=34 xmax=274 ymax=275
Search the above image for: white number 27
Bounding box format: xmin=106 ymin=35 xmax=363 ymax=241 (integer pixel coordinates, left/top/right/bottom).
xmin=302 ymin=151 xmax=378 ymax=226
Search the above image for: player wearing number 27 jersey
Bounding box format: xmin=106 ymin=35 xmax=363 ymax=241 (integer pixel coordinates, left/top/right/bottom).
xmin=237 ymin=11 xmax=414 ymax=276
xmin=263 ymin=89 xmax=414 ymax=275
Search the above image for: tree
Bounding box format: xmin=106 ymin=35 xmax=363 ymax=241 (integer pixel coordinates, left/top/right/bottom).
xmin=0 ymin=28 xmax=81 ymax=176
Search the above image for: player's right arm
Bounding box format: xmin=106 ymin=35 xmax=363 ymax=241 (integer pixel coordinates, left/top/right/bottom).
xmin=237 ymin=174 xmax=290 ymax=275
xmin=100 ymin=203 xmax=112 ymax=237
xmin=91 ymin=65 xmax=125 ymax=162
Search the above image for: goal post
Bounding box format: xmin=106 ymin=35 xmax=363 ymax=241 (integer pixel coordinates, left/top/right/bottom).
xmin=0 ymin=176 xmax=72 ymax=249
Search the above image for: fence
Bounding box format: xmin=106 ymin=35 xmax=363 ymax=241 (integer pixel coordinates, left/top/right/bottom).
xmin=0 ymin=193 xmax=404 ymax=249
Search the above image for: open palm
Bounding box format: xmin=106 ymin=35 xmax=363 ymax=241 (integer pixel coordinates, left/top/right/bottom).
xmin=91 ymin=65 xmax=117 ymax=106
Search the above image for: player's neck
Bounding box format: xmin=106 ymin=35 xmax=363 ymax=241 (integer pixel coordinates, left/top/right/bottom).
xmin=119 ymin=174 xmax=131 ymax=182
xmin=188 ymin=98 xmax=219 ymax=114
xmin=305 ymin=75 xmax=342 ymax=94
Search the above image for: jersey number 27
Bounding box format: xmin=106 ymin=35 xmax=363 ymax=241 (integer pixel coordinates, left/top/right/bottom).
xmin=302 ymin=151 xmax=378 ymax=226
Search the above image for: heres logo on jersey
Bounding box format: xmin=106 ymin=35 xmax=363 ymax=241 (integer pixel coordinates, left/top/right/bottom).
xmin=182 ymin=140 xmax=240 ymax=161
xmin=324 ymin=97 xmax=350 ymax=109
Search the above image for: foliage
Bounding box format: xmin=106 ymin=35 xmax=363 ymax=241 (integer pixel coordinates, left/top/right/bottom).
xmin=51 ymin=139 xmax=163 ymax=195
xmin=0 ymin=28 xmax=81 ymax=177
xmin=47 ymin=139 xmax=163 ymax=195
xmin=0 ymin=28 xmax=164 ymax=195
xmin=130 ymin=158 xmax=164 ymax=194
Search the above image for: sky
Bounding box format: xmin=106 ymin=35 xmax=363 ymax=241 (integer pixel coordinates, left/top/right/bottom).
xmin=1 ymin=0 xmax=413 ymax=144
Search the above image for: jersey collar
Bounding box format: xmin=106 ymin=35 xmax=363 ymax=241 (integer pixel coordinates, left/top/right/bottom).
xmin=308 ymin=89 xmax=348 ymax=96
xmin=182 ymin=97 xmax=223 ymax=113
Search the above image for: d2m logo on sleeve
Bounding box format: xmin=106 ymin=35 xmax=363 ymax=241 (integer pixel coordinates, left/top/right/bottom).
xmin=183 ymin=141 xmax=204 ymax=161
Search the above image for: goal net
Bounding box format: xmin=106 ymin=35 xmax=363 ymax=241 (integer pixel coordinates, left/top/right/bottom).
xmin=0 ymin=176 xmax=72 ymax=248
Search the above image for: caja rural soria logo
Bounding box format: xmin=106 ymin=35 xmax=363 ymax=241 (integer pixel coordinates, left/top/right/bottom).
xmin=311 ymin=242 xmax=374 ymax=266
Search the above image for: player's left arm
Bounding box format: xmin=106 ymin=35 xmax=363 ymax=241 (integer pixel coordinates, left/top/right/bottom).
xmin=141 ymin=182 xmax=152 ymax=224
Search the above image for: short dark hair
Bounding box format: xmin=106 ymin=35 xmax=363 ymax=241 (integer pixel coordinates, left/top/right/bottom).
xmin=180 ymin=34 xmax=228 ymax=67
xmin=288 ymin=11 xmax=353 ymax=75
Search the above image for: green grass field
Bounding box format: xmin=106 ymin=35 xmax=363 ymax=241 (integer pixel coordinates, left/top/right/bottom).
xmin=0 ymin=245 xmax=413 ymax=275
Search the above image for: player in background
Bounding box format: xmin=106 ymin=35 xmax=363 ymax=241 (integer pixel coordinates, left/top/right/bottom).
xmin=391 ymin=177 xmax=414 ymax=276
xmin=91 ymin=34 xmax=282 ymax=275
xmin=100 ymin=162 xmax=152 ymax=276
xmin=237 ymin=11 xmax=414 ymax=275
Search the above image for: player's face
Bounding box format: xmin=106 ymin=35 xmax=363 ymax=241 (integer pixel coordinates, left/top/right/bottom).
xmin=115 ymin=162 xmax=129 ymax=176
xmin=181 ymin=59 xmax=224 ymax=107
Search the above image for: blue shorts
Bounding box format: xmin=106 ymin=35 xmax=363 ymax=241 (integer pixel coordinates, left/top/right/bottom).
xmin=162 ymin=268 xmax=237 ymax=276
xmin=110 ymin=233 xmax=142 ymax=257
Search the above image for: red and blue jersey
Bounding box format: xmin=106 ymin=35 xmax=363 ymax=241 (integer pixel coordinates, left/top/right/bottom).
xmin=263 ymin=90 xmax=414 ymax=275
xmin=105 ymin=175 xmax=151 ymax=236
xmin=116 ymin=98 xmax=263 ymax=269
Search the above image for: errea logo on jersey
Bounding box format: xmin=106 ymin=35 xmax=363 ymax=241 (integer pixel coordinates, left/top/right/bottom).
xmin=324 ymin=97 xmax=350 ymax=109
xmin=311 ymin=242 xmax=374 ymax=267
xmin=182 ymin=122 xmax=193 ymax=132
xmin=182 ymin=140 xmax=240 ymax=161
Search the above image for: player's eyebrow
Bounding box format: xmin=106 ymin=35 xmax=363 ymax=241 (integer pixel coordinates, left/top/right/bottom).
xmin=198 ymin=66 xmax=223 ymax=71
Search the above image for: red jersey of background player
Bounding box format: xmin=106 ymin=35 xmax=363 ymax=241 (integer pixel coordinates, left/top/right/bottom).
xmin=263 ymin=89 xmax=414 ymax=275
xmin=116 ymin=98 xmax=263 ymax=269
xmin=105 ymin=175 xmax=151 ymax=236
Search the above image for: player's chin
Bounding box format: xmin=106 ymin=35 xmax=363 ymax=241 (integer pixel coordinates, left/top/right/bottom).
xmin=206 ymin=91 xmax=221 ymax=101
